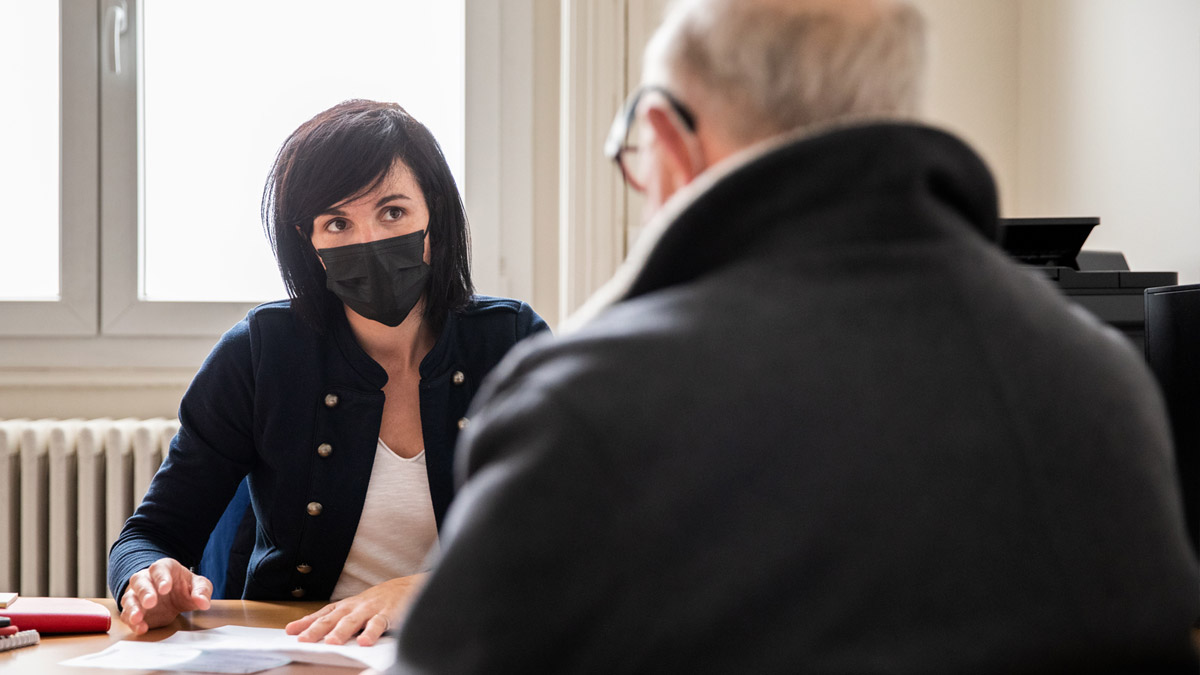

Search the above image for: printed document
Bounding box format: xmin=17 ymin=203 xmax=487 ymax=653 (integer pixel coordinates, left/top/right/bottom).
xmin=60 ymin=625 xmax=396 ymax=673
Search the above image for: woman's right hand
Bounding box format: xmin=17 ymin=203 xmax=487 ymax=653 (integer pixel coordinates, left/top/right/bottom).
xmin=119 ymin=558 xmax=212 ymax=634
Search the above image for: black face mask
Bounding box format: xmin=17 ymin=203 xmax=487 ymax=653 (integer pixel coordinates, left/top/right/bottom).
xmin=318 ymin=229 xmax=430 ymax=327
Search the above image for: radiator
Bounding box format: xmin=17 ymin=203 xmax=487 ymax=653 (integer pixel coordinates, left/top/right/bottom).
xmin=0 ymin=418 xmax=180 ymax=598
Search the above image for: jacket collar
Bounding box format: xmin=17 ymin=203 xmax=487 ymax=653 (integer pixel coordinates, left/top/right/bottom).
xmin=330 ymin=306 xmax=461 ymax=389
xmin=563 ymin=121 xmax=998 ymax=332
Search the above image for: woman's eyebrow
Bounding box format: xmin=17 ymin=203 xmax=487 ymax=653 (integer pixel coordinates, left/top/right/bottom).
xmin=375 ymin=193 xmax=412 ymax=208
xmin=318 ymin=193 xmax=411 ymax=217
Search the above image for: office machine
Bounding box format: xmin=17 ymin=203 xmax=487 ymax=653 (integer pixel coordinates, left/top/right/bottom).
xmin=1145 ymin=284 xmax=1200 ymax=557
xmin=998 ymin=217 xmax=1178 ymax=352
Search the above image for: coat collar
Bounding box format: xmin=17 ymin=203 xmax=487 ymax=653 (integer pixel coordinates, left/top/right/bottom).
xmin=330 ymin=306 xmax=461 ymax=389
xmin=563 ymin=121 xmax=999 ymax=333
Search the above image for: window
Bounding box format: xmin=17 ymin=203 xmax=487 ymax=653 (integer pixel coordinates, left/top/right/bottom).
xmin=0 ymin=2 xmax=98 ymax=337
xmin=104 ymin=0 xmax=468 ymax=334
xmin=137 ymin=1 xmax=464 ymax=303
xmin=3 ymin=0 xmax=531 ymax=340
xmin=0 ymin=1 xmax=60 ymax=302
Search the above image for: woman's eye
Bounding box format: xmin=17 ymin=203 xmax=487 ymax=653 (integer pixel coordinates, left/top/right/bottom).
xmin=384 ymin=206 xmax=405 ymax=220
xmin=325 ymin=219 xmax=348 ymax=232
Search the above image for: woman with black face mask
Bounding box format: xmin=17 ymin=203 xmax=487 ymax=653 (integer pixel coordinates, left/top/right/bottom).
xmin=107 ymin=100 xmax=549 ymax=645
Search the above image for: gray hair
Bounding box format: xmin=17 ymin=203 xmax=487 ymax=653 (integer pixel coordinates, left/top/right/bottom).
xmin=645 ymin=0 xmax=927 ymax=145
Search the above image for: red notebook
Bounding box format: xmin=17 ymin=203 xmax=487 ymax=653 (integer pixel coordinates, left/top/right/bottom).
xmin=0 ymin=597 xmax=112 ymax=634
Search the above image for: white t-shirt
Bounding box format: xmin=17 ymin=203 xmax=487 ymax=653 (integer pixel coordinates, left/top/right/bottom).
xmin=330 ymin=439 xmax=440 ymax=600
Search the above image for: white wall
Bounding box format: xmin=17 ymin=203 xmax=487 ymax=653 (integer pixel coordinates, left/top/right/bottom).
xmin=1015 ymin=0 xmax=1200 ymax=283
xmin=911 ymin=0 xmax=1021 ymax=213
xmin=914 ymin=0 xmax=1200 ymax=283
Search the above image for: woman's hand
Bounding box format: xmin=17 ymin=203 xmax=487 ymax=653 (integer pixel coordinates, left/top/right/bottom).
xmin=285 ymin=573 xmax=427 ymax=646
xmin=119 ymin=558 xmax=213 ymax=635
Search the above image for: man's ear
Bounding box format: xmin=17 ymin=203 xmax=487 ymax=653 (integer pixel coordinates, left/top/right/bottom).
xmin=645 ymin=104 xmax=705 ymax=187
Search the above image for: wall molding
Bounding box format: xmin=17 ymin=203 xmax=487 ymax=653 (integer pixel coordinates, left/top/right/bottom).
xmin=0 ymin=367 xmax=192 ymax=420
xmin=0 ymin=367 xmax=194 ymax=389
xmin=559 ymin=0 xmax=630 ymax=319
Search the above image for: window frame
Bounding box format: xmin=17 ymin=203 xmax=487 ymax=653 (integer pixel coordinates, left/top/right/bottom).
xmin=0 ymin=1 xmax=99 ymax=337
xmin=97 ymin=0 xmax=257 ymax=334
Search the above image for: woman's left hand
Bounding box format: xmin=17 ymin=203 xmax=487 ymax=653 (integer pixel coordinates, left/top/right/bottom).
xmin=285 ymin=573 xmax=427 ymax=646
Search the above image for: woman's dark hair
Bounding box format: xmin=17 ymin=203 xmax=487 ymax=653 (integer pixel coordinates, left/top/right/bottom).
xmin=263 ymin=99 xmax=473 ymax=332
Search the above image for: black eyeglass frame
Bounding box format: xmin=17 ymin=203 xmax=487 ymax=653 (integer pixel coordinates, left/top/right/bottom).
xmin=604 ymin=85 xmax=698 ymax=190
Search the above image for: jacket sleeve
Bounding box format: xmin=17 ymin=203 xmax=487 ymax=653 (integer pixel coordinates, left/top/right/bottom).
xmin=391 ymin=347 xmax=624 ymax=673
xmin=107 ymin=317 xmax=258 ymax=605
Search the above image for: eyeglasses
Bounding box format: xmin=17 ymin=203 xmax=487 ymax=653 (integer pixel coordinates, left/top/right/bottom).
xmin=604 ymin=85 xmax=698 ymax=192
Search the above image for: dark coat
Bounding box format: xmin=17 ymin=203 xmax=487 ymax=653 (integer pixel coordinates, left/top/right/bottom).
xmin=108 ymin=296 xmax=547 ymax=603
xmin=394 ymin=123 xmax=1200 ymax=673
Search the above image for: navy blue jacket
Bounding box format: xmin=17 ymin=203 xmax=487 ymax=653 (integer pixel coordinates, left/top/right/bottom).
xmin=109 ymin=296 xmax=547 ymax=603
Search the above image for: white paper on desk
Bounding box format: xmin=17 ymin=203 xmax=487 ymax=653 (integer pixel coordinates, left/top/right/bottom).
xmin=59 ymin=641 xmax=290 ymax=673
xmin=60 ymin=625 xmax=396 ymax=672
xmin=161 ymin=625 xmax=396 ymax=670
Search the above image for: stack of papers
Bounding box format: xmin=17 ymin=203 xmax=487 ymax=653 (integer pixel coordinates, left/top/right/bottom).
xmin=60 ymin=625 xmax=396 ymax=673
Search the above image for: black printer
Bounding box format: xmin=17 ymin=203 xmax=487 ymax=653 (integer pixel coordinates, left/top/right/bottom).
xmin=998 ymin=217 xmax=1178 ymax=352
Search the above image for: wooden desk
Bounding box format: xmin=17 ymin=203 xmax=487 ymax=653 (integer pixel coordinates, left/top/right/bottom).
xmin=0 ymin=599 xmax=364 ymax=674
xmin=5 ymin=599 xmax=1195 ymax=672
